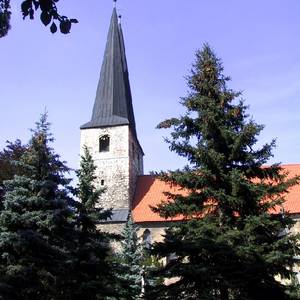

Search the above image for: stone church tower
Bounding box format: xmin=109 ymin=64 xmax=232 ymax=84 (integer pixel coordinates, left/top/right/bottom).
xmin=80 ymin=8 xmax=144 ymax=218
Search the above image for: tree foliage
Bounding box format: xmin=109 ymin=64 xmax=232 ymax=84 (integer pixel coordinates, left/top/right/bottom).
xmin=0 ymin=114 xmax=76 ymax=299
xmin=143 ymin=250 xmax=164 ymax=300
xmin=116 ymin=216 xmax=143 ymax=300
xmin=0 ymin=140 xmax=27 ymax=205
xmin=0 ymin=0 xmax=78 ymax=38
xmin=151 ymin=44 xmax=300 ymax=300
xmin=71 ymin=145 xmax=116 ymax=300
xmin=0 ymin=117 xmax=121 ymax=299
xmin=0 ymin=0 xmax=10 ymax=37
xmin=115 ymin=217 xmax=163 ymax=300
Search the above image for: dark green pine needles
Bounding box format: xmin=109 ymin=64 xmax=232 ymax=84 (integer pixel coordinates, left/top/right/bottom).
xmin=151 ymin=44 xmax=300 ymax=300
xmin=0 ymin=114 xmax=75 ymax=300
xmin=117 ymin=216 xmax=143 ymax=300
xmin=72 ymin=145 xmax=116 ymax=300
xmin=0 ymin=116 xmax=116 ymax=300
xmin=0 ymin=139 xmax=27 ymax=206
xmin=116 ymin=217 xmax=163 ymax=300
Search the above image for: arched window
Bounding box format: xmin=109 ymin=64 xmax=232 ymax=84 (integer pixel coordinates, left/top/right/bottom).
xmin=142 ymin=229 xmax=151 ymax=249
xmin=99 ymin=135 xmax=110 ymax=152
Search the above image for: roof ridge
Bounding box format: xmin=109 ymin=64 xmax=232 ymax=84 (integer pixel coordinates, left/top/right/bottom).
xmin=280 ymin=163 xmax=300 ymax=167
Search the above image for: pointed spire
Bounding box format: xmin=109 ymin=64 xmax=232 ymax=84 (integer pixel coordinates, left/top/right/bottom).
xmin=81 ymin=7 xmax=137 ymax=137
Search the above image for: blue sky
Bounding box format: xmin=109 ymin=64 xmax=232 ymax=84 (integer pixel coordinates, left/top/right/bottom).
xmin=1 ymin=0 xmax=300 ymax=175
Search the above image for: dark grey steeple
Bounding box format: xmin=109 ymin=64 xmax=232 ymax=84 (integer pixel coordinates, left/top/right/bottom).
xmin=81 ymin=8 xmax=137 ymax=137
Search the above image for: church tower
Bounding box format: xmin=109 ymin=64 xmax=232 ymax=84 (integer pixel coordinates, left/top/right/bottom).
xmin=80 ymin=8 xmax=144 ymax=215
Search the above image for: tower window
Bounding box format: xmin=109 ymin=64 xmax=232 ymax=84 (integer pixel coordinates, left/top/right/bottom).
xmin=101 ymin=179 xmax=105 ymax=186
xmin=99 ymin=135 xmax=110 ymax=152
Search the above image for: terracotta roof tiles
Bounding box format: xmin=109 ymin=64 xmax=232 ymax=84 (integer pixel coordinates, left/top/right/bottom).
xmin=132 ymin=164 xmax=300 ymax=223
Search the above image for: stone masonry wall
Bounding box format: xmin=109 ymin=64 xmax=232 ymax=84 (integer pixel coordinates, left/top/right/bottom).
xmin=97 ymin=223 xmax=126 ymax=252
xmin=80 ymin=126 xmax=130 ymax=209
xmin=128 ymin=129 xmax=144 ymax=209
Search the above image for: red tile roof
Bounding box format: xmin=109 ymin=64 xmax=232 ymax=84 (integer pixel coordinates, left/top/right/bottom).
xmin=132 ymin=164 xmax=300 ymax=223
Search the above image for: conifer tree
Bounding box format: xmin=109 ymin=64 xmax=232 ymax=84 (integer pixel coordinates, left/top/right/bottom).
xmin=142 ymin=250 xmax=164 ymax=300
xmin=117 ymin=216 xmax=143 ymax=300
xmin=0 ymin=114 xmax=76 ymax=300
xmin=152 ymin=44 xmax=300 ymax=300
xmin=115 ymin=217 xmax=163 ymax=300
xmin=0 ymin=140 xmax=27 ymax=206
xmin=72 ymin=145 xmax=116 ymax=300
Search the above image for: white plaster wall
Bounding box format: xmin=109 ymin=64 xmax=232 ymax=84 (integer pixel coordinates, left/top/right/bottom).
xmin=137 ymin=223 xmax=167 ymax=243
xmin=136 ymin=217 xmax=300 ymax=245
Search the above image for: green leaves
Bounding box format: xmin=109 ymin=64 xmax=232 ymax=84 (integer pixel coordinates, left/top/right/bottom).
xmin=0 ymin=0 xmax=11 ymax=38
xmin=20 ymin=0 xmax=78 ymax=35
xmin=50 ymin=21 xmax=56 ymax=33
xmin=59 ymin=18 xmax=71 ymax=34
xmin=40 ymin=10 xmax=51 ymax=26
xmin=1 ymin=0 xmax=78 ymax=37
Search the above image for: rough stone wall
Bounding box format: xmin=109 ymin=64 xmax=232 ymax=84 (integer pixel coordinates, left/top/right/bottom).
xmin=128 ymin=129 xmax=144 ymax=209
xmin=80 ymin=125 xmax=144 ymax=210
xmin=97 ymin=223 xmax=126 ymax=252
xmin=80 ymin=126 xmax=130 ymax=209
xmin=97 ymin=223 xmax=126 ymax=234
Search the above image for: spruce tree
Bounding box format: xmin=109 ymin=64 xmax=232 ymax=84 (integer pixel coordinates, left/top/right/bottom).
xmin=0 ymin=140 xmax=27 ymax=206
xmin=72 ymin=145 xmax=116 ymax=300
xmin=117 ymin=216 xmax=143 ymax=300
xmin=142 ymin=250 xmax=164 ymax=300
xmin=151 ymin=44 xmax=300 ymax=300
xmin=115 ymin=217 xmax=163 ymax=300
xmin=0 ymin=114 xmax=76 ymax=300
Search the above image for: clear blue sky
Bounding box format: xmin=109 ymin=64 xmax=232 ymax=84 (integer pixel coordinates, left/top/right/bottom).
xmin=1 ymin=0 xmax=300 ymax=175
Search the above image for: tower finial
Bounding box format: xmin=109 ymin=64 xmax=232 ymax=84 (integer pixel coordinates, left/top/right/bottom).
xmin=113 ymin=0 xmax=117 ymax=8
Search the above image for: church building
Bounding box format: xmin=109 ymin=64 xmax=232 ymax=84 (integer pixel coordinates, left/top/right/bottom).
xmin=80 ymin=8 xmax=300 ymax=244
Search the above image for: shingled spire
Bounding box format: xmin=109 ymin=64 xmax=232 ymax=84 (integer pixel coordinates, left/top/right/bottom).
xmin=80 ymin=6 xmax=144 ymax=219
xmin=81 ymin=8 xmax=137 ymax=137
